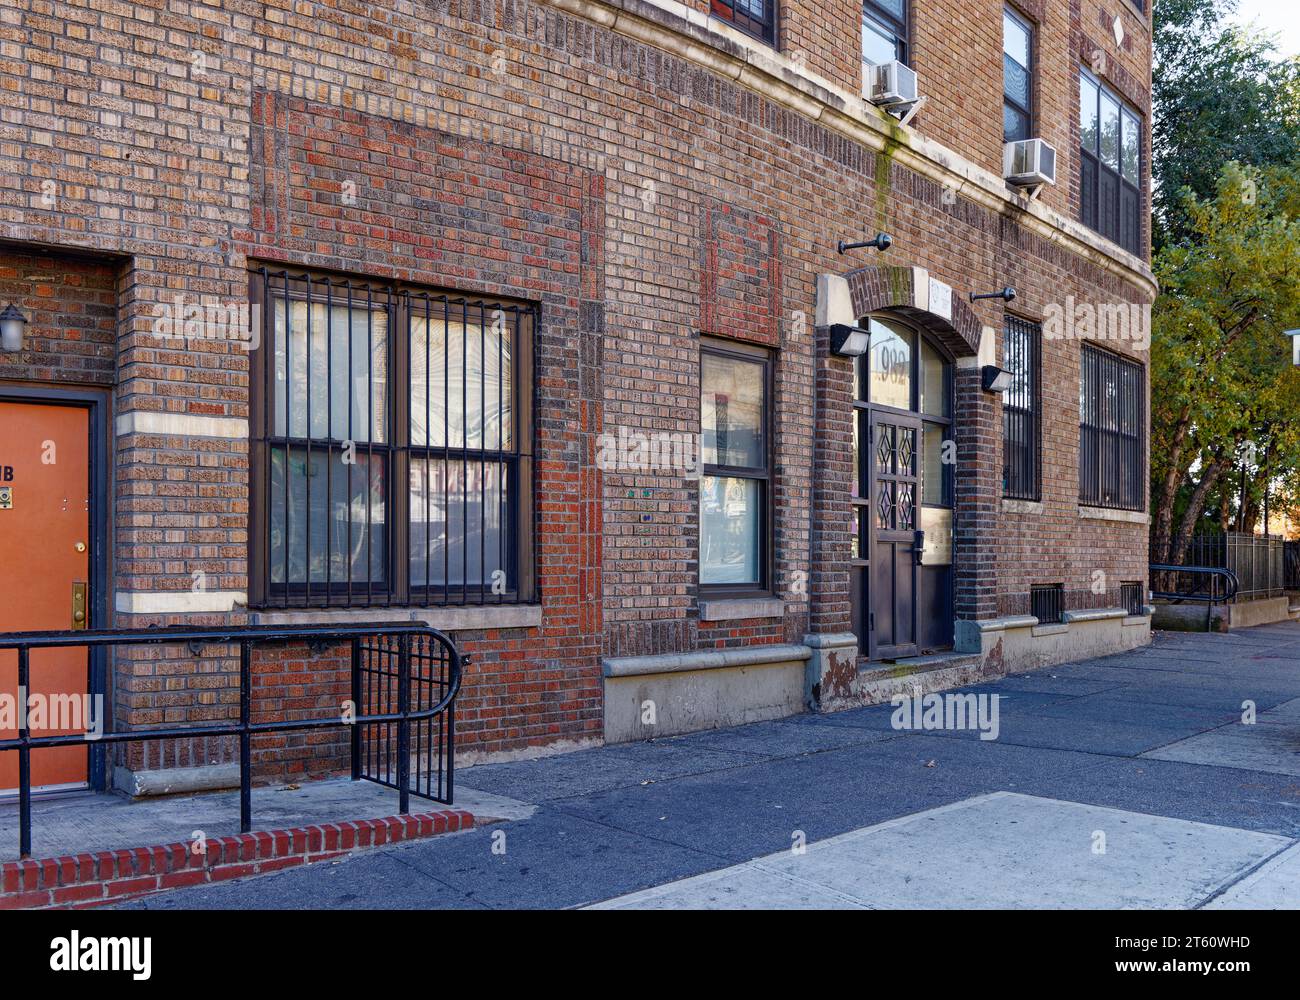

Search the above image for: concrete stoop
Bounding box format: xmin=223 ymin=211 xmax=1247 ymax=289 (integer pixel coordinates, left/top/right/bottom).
xmin=0 ymin=809 xmax=474 ymax=910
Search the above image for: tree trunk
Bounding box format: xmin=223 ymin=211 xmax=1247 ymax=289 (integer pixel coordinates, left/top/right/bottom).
xmin=1170 ymin=456 xmax=1231 ymax=566
xmin=1151 ymin=403 xmax=1194 ymax=564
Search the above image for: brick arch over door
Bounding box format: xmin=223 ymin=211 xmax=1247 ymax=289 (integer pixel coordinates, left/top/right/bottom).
xmin=842 ymin=265 xmax=982 ymax=359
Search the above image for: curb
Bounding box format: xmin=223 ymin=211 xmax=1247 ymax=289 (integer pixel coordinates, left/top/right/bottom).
xmin=0 ymin=809 xmax=474 ymax=910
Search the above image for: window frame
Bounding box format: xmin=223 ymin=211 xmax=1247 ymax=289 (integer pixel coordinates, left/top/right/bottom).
xmin=1078 ymin=342 xmax=1146 ymax=512
xmin=1002 ymin=6 xmax=1034 ymax=143
xmin=248 ymin=265 xmax=536 ymax=610
xmin=1079 ymin=68 xmax=1144 ymax=256
xmin=711 ymin=0 xmax=778 ymax=47
xmin=699 ymin=336 xmax=774 ymax=597
xmin=862 ymin=0 xmax=909 ymax=66
xmin=1002 ymin=314 xmax=1041 ymax=501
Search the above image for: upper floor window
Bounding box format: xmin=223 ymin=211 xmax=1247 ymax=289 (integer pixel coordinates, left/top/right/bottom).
xmin=862 ymin=0 xmax=908 ymax=67
xmin=700 ymin=339 xmax=771 ymax=591
xmin=1079 ymin=344 xmax=1145 ymax=512
xmin=712 ymin=0 xmax=777 ymax=47
xmin=1003 ymin=315 xmax=1040 ymax=500
xmin=248 ymin=267 xmax=536 ymax=609
xmin=1079 ymin=70 xmax=1144 ymax=256
xmin=1003 ymin=8 xmax=1033 ymax=142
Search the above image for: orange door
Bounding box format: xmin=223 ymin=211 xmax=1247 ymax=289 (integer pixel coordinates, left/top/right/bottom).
xmin=0 ymin=401 xmax=91 ymax=793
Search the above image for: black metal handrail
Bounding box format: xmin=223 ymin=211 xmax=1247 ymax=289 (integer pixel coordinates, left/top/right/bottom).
xmin=1149 ymin=564 xmax=1240 ymax=632
xmin=1 ymin=622 xmax=466 ymax=859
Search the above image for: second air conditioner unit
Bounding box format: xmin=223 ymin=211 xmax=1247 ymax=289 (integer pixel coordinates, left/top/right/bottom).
xmin=865 ymin=60 xmax=919 ymax=107
xmin=1003 ymin=138 xmax=1058 ymax=187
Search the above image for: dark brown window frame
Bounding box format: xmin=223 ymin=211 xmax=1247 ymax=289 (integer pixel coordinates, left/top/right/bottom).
xmin=699 ymin=336 xmax=774 ymax=598
xmin=1079 ymin=342 xmax=1145 ymax=512
xmin=1079 ymin=68 xmax=1144 ymax=257
xmin=1002 ymin=5 xmax=1034 ymax=143
xmin=862 ymin=0 xmax=909 ymax=65
xmin=248 ymin=265 xmax=536 ymax=610
xmin=1003 ymin=314 xmax=1041 ymax=501
xmin=711 ymin=0 xmax=778 ymax=47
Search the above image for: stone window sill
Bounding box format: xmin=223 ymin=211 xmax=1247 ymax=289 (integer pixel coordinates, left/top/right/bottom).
xmin=699 ymin=596 xmax=786 ymax=622
xmin=249 ymin=605 xmax=543 ymax=631
xmin=1079 ymin=504 xmax=1150 ymax=525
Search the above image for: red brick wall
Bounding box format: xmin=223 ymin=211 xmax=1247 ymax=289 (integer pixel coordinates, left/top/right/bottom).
xmin=0 ymin=0 xmax=1154 ymax=775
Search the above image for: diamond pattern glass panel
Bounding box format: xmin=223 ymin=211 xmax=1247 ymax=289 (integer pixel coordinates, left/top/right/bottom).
xmin=876 ymin=423 xmax=893 ymax=472
xmin=897 ymin=482 xmax=914 ymax=530
xmin=898 ymin=427 xmax=914 ymax=473
xmin=876 ymin=481 xmax=894 ymax=529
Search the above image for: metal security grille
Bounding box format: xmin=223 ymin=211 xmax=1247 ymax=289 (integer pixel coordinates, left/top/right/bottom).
xmin=1031 ymin=584 xmax=1063 ymax=625
xmin=249 ymin=267 xmax=535 ymax=608
xmin=1120 ymin=581 xmax=1144 ymax=615
xmin=1003 ymin=315 xmax=1040 ymax=500
xmin=1079 ymin=344 xmax=1144 ymax=511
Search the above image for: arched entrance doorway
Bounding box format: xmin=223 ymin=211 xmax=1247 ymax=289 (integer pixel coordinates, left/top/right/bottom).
xmin=850 ymin=314 xmax=955 ymax=659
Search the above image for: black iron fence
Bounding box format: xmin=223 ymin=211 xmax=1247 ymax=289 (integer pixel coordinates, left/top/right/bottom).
xmin=1149 ymin=564 xmax=1240 ymax=632
xmin=0 ymin=622 xmax=464 ymax=859
xmin=1182 ymin=532 xmax=1285 ymax=602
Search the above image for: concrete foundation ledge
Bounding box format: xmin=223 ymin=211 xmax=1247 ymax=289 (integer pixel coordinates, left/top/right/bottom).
xmin=603 ymin=644 xmax=811 ymax=742
xmin=1062 ymin=607 xmax=1128 ymax=623
xmin=114 ymin=763 xmax=240 ymax=797
xmin=602 ymin=643 xmax=811 ymax=678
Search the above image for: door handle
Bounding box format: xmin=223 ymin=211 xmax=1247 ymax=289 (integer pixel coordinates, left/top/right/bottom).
xmin=914 ymin=529 xmax=925 ymax=565
xmin=71 ymin=581 xmax=87 ymax=630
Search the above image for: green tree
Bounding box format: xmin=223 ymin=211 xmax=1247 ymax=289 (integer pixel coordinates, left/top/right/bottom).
xmin=1150 ymin=163 xmax=1300 ymax=564
xmin=1153 ymin=0 xmax=1300 ymax=250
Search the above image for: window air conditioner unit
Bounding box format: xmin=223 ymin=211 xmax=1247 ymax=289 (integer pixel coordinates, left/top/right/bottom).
xmin=865 ymin=60 xmax=919 ymax=107
xmin=1003 ymin=138 xmax=1057 ymax=187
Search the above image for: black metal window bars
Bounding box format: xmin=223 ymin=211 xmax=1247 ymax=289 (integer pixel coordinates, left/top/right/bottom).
xmin=249 ymin=267 xmax=536 ymax=609
xmin=1079 ymin=343 xmax=1145 ymax=511
xmin=1003 ymin=315 xmax=1040 ymax=501
xmin=0 ymin=622 xmax=464 ymax=860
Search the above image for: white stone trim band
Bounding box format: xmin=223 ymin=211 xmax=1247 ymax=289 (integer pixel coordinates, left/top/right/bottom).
xmin=115 ymin=590 xmax=248 ymax=614
xmin=116 ymin=411 xmax=249 ymax=439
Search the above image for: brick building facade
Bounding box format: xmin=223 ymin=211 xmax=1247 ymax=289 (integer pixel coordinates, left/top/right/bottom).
xmin=0 ymin=0 xmax=1155 ymax=795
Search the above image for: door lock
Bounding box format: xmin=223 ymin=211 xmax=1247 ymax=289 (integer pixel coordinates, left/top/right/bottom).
xmin=71 ymin=581 xmax=87 ymax=629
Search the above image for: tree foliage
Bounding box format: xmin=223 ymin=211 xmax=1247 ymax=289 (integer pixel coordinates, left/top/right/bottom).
xmin=1150 ymin=164 xmax=1300 ymax=562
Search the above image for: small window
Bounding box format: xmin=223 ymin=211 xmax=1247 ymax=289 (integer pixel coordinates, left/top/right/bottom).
xmin=1079 ymin=344 xmax=1145 ymax=511
xmin=1031 ymin=584 xmax=1063 ymax=625
xmin=1120 ymin=581 xmax=1144 ymax=615
xmin=1003 ymin=8 xmax=1033 ymax=142
xmin=863 ymin=0 xmax=908 ymax=68
xmin=1003 ymin=315 xmax=1040 ymax=500
xmin=1079 ymin=70 xmax=1144 ymax=255
xmin=700 ymin=340 xmax=771 ymax=590
xmin=712 ymin=0 xmax=777 ymax=46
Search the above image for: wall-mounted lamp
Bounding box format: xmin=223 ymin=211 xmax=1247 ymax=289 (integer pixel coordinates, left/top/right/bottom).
xmin=829 ymin=323 xmax=871 ymax=358
xmin=837 ymin=233 xmax=892 ymax=255
xmin=970 ymin=287 xmax=1016 ymax=304
xmin=0 ymin=304 xmax=28 ymax=353
xmin=1286 ymin=329 xmax=1300 ymax=366
xmin=981 ymin=365 xmax=1014 ymax=393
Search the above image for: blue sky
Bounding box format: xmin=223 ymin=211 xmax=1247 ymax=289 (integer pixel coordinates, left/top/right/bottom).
xmin=1233 ymin=0 xmax=1300 ymax=57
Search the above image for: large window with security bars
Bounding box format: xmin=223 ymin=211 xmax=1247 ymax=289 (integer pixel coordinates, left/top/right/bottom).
xmin=1003 ymin=315 xmax=1041 ymax=501
xmin=1079 ymin=343 xmax=1145 ymax=512
xmin=248 ymin=267 xmax=535 ymax=608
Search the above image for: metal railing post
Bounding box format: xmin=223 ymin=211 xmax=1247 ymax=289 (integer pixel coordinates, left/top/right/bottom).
xmin=350 ymin=637 xmax=362 ymax=781
xmin=397 ymin=633 xmax=411 ymax=815
xmin=18 ymin=645 xmax=31 ymax=860
xmin=239 ymin=639 xmax=252 ymax=834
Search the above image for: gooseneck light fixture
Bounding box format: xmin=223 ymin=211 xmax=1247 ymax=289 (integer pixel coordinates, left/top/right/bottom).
xmin=0 ymin=304 xmax=28 ymax=353
xmin=970 ymin=287 xmax=1017 ymax=304
xmin=837 ymin=233 xmax=892 ymax=255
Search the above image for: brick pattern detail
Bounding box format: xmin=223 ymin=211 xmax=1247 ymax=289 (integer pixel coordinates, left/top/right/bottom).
xmin=0 ymin=809 xmax=473 ymax=910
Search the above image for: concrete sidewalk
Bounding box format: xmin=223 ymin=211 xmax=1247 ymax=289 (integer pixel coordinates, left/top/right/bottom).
xmin=116 ymin=622 xmax=1300 ymax=909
